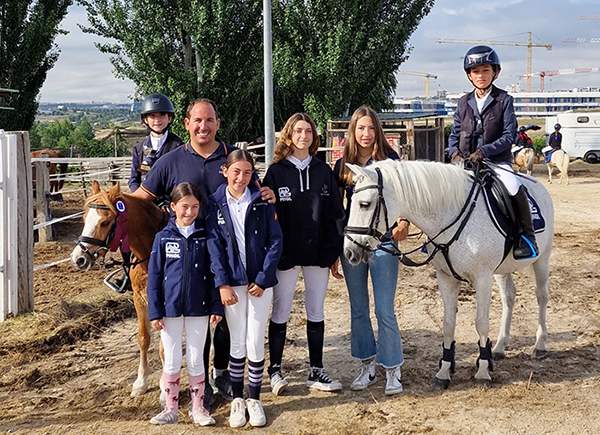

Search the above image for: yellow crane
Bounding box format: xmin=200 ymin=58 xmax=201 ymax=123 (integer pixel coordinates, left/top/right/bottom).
xmin=397 ymin=71 xmax=437 ymax=99
xmin=437 ymin=32 xmax=552 ymax=92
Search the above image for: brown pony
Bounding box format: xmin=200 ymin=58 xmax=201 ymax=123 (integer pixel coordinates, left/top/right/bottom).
xmin=31 ymin=149 xmax=69 ymax=193
xmin=514 ymin=148 xmax=535 ymax=175
xmin=70 ymin=180 xmax=168 ymax=397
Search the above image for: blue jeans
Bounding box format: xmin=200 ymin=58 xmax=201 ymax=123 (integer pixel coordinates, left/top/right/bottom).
xmin=341 ymin=245 xmax=404 ymax=368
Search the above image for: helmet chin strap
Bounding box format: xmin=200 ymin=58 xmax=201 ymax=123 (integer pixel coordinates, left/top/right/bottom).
xmin=142 ymin=117 xmax=172 ymax=136
xmin=467 ymin=67 xmax=500 ymax=94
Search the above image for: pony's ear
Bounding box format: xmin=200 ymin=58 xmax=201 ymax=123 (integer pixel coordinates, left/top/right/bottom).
xmin=91 ymin=180 xmax=101 ymax=195
xmin=346 ymin=163 xmax=378 ymax=181
xmin=108 ymin=182 xmax=121 ymax=199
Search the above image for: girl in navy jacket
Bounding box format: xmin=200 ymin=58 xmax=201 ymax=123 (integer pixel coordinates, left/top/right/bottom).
xmin=147 ymin=182 xmax=223 ymax=427
xmin=206 ymin=149 xmax=283 ymax=428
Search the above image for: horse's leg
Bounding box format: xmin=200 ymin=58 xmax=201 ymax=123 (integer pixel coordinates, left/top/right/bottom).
xmin=432 ymin=271 xmax=460 ymax=390
xmin=131 ymin=269 xmax=151 ymax=397
xmin=473 ymin=274 xmax=494 ymax=382
xmin=547 ymin=164 xmax=553 ymax=184
xmin=531 ymin=253 xmax=550 ymax=358
xmin=492 ymin=273 xmax=517 ymax=360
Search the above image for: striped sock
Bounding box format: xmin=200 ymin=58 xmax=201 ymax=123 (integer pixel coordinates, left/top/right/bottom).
xmin=248 ymin=359 xmax=264 ymax=400
xmin=229 ymin=355 xmax=245 ymax=399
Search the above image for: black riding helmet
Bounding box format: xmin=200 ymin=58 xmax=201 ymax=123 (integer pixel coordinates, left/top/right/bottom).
xmin=554 ymin=123 xmax=561 ymax=130
xmin=464 ymin=45 xmax=501 ymax=92
xmin=140 ymin=93 xmax=175 ymax=134
xmin=519 ymin=126 xmax=526 ymax=133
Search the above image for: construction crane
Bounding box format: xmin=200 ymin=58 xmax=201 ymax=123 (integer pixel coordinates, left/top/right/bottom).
xmin=521 ymin=67 xmax=600 ymax=91
xmin=437 ymin=32 xmax=552 ymax=92
xmin=397 ymin=71 xmax=437 ymax=99
xmin=564 ymin=38 xmax=600 ymax=43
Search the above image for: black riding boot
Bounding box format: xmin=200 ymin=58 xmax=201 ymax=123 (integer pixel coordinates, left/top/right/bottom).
xmin=268 ymin=320 xmax=287 ymax=376
xmin=511 ymin=185 xmax=539 ymax=259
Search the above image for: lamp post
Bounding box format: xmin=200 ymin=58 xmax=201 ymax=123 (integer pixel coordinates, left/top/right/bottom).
xmin=264 ymin=0 xmax=275 ymax=167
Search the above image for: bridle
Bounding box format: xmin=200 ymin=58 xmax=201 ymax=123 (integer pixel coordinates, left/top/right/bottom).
xmin=76 ymin=201 xmax=119 ymax=267
xmin=344 ymin=164 xmax=486 ymax=282
xmin=344 ymin=167 xmax=390 ymax=251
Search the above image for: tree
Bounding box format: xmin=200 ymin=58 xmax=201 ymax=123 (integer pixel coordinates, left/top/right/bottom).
xmin=80 ymin=0 xmax=434 ymax=139
xmin=272 ymin=0 xmax=435 ymax=129
xmin=79 ymin=0 xmax=265 ymax=142
xmin=0 ymin=0 xmax=72 ymax=131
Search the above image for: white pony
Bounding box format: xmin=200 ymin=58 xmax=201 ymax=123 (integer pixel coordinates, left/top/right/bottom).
xmin=344 ymin=160 xmax=553 ymax=388
xmin=547 ymin=149 xmax=570 ymax=184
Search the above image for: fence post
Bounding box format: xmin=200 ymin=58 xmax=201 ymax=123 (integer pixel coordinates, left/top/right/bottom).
xmin=34 ymin=160 xmax=52 ymax=243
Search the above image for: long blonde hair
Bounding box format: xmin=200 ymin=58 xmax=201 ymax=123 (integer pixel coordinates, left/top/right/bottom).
xmin=272 ymin=113 xmax=320 ymax=163
xmin=340 ymin=106 xmax=394 ymax=186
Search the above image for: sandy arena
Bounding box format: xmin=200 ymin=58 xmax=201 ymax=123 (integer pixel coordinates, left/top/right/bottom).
xmin=0 ymin=160 xmax=599 ymax=435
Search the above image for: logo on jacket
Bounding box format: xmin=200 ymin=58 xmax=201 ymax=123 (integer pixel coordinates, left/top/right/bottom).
xmin=217 ymin=210 xmax=225 ymax=225
xmin=278 ymin=186 xmax=292 ymax=201
xmin=165 ymin=242 xmax=181 ymax=259
xmin=321 ymin=184 xmax=330 ymax=197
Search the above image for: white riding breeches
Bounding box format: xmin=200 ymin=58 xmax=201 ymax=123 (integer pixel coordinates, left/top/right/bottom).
xmin=493 ymin=163 xmax=521 ymax=196
xmin=161 ymin=316 xmax=209 ymax=376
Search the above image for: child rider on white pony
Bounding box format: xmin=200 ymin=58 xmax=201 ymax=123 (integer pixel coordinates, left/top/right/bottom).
xmin=447 ymin=45 xmax=538 ymax=259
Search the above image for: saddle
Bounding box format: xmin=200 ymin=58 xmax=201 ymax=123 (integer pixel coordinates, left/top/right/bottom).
xmin=476 ymin=166 xmax=545 ymax=262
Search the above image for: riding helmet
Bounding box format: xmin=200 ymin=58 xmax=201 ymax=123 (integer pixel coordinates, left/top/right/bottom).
xmin=463 ymin=45 xmax=501 ymax=72
xmin=519 ymin=126 xmax=526 ymax=133
xmin=140 ymin=93 xmax=175 ymax=119
xmin=554 ymin=123 xmax=561 ymax=130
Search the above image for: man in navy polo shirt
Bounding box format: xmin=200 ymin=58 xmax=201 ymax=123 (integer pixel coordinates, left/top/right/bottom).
xmin=133 ymin=98 xmax=275 ymax=408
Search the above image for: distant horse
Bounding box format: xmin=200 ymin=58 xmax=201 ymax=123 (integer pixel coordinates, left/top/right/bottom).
xmin=547 ymin=149 xmax=570 ymax=185
xmin=514 ymin=148 xmax=535 ymax=175
xmin=70 ymin=181 xmax=168 ymax=397
xmin=343 ymin=160 xmax=553 ymax=388
xmin=31 ymin=149 xmax=69 ymax=193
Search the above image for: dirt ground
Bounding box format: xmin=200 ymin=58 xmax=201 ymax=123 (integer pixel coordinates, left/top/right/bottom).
xmin=1 ymin=160 xmax=599 ymax=435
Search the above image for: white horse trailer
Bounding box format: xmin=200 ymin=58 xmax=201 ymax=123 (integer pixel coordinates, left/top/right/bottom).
xmin=546 ymin=112 xmax=600 ymax=163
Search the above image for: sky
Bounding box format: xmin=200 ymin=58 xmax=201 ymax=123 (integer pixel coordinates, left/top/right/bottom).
xmin=39 ymin=0 xmax=600 ymax=103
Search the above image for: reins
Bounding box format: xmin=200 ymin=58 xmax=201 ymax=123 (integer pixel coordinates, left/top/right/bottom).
xmin=344 ymin=164 xmax=485 ymax=282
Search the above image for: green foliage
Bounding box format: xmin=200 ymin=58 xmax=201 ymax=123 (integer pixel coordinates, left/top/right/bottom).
xmin=29 ymin=119 xmax=128 ymax=157
xmin=533 ymin=138 xmax=546 ymax=155
xmin=0 ymin=0 xmax=72 ymax=130
xmin=79 ymin=0 xmax=434 ymax=139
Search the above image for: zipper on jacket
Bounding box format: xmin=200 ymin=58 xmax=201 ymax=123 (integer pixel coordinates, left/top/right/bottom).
xmin=217 ymin=202 xmax=249 ymax=285
xmin=182 ymin=238 xmax=189 ymax=312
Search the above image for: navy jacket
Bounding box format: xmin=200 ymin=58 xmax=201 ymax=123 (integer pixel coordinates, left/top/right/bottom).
xmin=263 ymin=157 xmax=345 ymax=271
xmin=448 ymin=85 xmax=517 ymax=164
xmin=147 ymin=217 xmax=223 ymax=321
xmin=129 ymin=131 xmax=183 ymax=192
xmin=206 ymin=183 xmax=283 ymax=289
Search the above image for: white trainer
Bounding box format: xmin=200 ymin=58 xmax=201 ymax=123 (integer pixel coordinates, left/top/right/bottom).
xmin=270 ymin=371 xmax=289 ymax=396
xmin=150 ymin=408 xmax=178 ymax=425
xmin=191 ymin=407 xmax=215 ymax=426
xmin=229 ymin=397 xmax=247 ymax=428
xmin=246 ymin=398 xmax=267 ymax=427
xmin=385 ymin=366 xmax=403 ymax=396
xmin=350 ymin=359 xmax=377 ymax=391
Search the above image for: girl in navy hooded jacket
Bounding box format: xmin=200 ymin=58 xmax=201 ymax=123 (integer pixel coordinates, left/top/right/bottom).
xmin=147 ymin=182 xmax=223 ymax=427
xmin=206 ymin=149 xmax=283 ymax=428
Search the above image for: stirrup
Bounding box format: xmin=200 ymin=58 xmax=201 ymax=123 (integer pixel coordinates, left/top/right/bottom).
xmin=513 ymin=235 xmax=538 ymax=260
xmin=104 ymin=267 xmax=130 ymax=293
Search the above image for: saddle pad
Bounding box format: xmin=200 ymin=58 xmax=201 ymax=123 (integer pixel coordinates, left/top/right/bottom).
xmin=483 ymin=187 xmax=546 ymax=237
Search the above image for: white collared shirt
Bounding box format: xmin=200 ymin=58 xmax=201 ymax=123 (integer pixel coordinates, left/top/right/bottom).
xmin=176 ymin=222 xmax=195 ymax=239
xmin=226 ymin=186 xmax=251 ymax=268
xmin=149 ymin=131 xmax=169 ymax=151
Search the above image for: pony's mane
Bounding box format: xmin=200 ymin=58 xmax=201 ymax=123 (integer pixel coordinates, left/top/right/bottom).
xmin=371 ymin=159 xmax=472 ymax=215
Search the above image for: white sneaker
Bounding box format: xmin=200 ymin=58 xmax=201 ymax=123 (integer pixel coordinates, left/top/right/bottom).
xmin=229 ymin=397 xmax=247 ymax=428
xmin=385 ymin=366 xmax=403 ymax=396
xmin=150 ymin=408 xmax=178 ymax=425
xmin=350 ymin=359 xmax=377 ymax=391
xmin=246 ymin=398 xmax=267 ymax=427
xmin=191 ymin=407 xmax=215 ymax=426
xmin=270 ymin=371 xmax=288 ymax=396
xmin=307 ymin=367 xmax=342 ymax=392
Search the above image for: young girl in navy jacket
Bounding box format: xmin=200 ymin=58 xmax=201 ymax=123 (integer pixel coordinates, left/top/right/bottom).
xmin=206 ymin=149 xmax=283 ymax=428
xmin=147 ymin=182 xmax=223 ymax=426
xmin=263 ymin=113 xmax=345 ymax=395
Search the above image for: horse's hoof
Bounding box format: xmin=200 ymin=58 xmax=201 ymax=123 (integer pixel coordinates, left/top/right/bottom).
xmin=130 ymin=379 xmax=148 ymax=397
xmin=532 ymin=349 xmax=548 ymax=360
xmin=492 ymin=352 xmax=505 ymax=361
xmin=431 ymin=376 xmax=450 ymax=390
xmin=474 ymin=378 xmax=492 ymax=388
